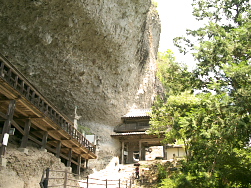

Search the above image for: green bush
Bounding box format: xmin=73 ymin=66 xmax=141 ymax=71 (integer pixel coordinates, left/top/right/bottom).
xmin=159 ymin=172 xmax=218 ymax=188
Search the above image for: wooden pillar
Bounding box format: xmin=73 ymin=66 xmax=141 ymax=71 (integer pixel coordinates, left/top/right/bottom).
xmin=139 ymin=140 xmax=142 ymax=161
xmin=125 ymin=143 xmax=128 ymax=163
xmin=76 ymin=154 xmax=81 ymax=175
xmin=86 ymin=159 xmax=89 ymax=168
xmin=0 ymin=61 xmax=4 ymax=77
xmin=83 ymin=159 xmax=86 ymax=169
xmin=0 ymin=100 xmax=16 ymax=157
xmin=56 ymin=141 xmax=61 ymax=158
xmin=121 ymin=141 xmax=124 ymax=164
xmin=142 ymin=145 xmax=145 ymax=161
xmin=163 ymin=146 xmax=167 ymax=160
xmin=20 ymin=119 xmax=31 ymax=148
xmin=67 ymin=148 xmax=72 ymax=167
xmin=41 ymin=131 xmax=48 ymax=150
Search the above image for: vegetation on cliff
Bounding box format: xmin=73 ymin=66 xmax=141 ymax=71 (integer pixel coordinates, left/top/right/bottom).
xmin=150 ymin=0 xmax=251 ymax=187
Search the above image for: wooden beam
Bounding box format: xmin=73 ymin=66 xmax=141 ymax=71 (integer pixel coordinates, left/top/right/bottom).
xmin=0 ymin=112 xmax=7 ymax=119
xmin=26 ymin=134 xmax=81 ymax=165
xmin=56 ymin=141 xmax=61 ymax=158
xmin=0 ymin=100 xmax=16 ymax=156
xmin=13 ymin=116 xmax=43 ymax=120
xmin=0 ymin=97 xmax=21 ymax=102
xmin=139 ymin=140 xmax=142 ymax=161
xmin=20 ymin=119 xmax=31 ymax=148
xmin=67 ymin=148 xmax=72 ymax=167
xmin=27 ymin=134 xmax=80 ymax=165
xmin=28 ymin=135 xmax=42 ymax=146
xmin=0 ymin=56 xmax=97 ymax=162
xmin=76 ymin=155 xmax=81 ymax=175
xmin=121 ymin=141 xmax=125 ymax=164
xmin=0 ymin=99 xmax=14 ymax=102
xmin=41 ymin=131 xmax=48 ymax=150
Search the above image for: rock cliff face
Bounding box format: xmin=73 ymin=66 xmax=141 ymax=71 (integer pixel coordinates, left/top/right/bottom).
xmin=0 ymin=0 xmax=160 ymax=168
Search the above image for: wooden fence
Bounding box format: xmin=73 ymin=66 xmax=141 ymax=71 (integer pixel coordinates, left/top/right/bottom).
xmin=40 ymin=168 xmax=80 ymax=188
xmin=79 ymin=176 xmax=133 ymax=188
xmin=40 ymin=168 xmax=134 ymax=188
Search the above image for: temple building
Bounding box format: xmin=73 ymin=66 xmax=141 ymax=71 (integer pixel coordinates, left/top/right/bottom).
xmin=111 ymin=109 xmax=165 ymax=164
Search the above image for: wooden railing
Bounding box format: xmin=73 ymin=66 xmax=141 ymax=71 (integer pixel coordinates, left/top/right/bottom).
xmin=40 ymin=168 xmax=80 ymax=188
xmin=40 ymin=168 xmax=134 ymax=188
xmin=0 ymin=54 xmax=95 ymax=154
xmin=79 ymin=176 xmax=133 ymax=188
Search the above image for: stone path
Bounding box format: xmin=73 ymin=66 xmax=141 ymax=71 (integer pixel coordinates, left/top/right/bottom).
xmin=78 ymin=163 xmax=141 ymax=188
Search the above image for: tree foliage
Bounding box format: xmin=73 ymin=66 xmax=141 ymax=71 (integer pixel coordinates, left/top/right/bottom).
xmin=150 ymin=0 xmax=251 ymax=187
xmin=156 ymin=50 xmax=194 ymax=97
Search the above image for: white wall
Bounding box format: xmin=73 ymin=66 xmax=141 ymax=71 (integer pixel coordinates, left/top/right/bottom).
xmin=166 ymin=147 xmax=185 ymax=160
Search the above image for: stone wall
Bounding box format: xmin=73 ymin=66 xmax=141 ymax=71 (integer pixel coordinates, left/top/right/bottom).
xmin=0 ymin=0 xmax=161 ymax=169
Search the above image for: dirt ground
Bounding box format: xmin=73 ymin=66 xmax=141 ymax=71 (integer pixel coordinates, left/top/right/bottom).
xmin=0 ymin=136 xmax=172 ymax=188
xmin=0 ymin=137 xmax=79 ymax=188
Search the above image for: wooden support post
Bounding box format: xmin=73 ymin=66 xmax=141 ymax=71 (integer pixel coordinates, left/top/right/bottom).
xmin=26 ymin=86 xmax=30 ymax=99
xmin=20 ymin=80 xmax=24 ymax=94
xmin=163 ymin=145 xmax=167 ymax=160
xmin=6 ymin=68 xmax=11 ymax=82
xmin=0 ymin=100 xmax=16 ymax=157
xmin=31 ymin=91 xmax=36 ymax=103
xmin=86 ymin=159 xmax=89 ymax=168
xmin=139 ymin=140 xmax=142 ymax=161
xmin=76 ymin=154 xmax=81 ymax=175
xmin=41 ymin=131 xmax=48 ymax=151
xmin=121 ymin=141 xmax=124 ymax=164
xmin=67 ymin=148 xmax=72 ymax=167
xmin=56 ymin=141 xmax=61 ymax=158
xmin=20 ymin=119 xmax=31 ymax=148
xmin=0 ymin=61 xmax=4 ymax=77
xmin=142 ymin=145 xmax=146 ymax=161
xmin=13 ymin=75 xmax=18 ymax=89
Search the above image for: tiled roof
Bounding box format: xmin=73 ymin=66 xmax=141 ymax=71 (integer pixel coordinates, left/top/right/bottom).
xmin=122 ymin=109 xmax=151 ymax=118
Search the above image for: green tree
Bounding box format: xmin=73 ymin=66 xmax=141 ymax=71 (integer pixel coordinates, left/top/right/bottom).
xmin=156 ymin=50 xmax=194 ymax=97
xmin=151 ymin=0 xmax=251 ymax=187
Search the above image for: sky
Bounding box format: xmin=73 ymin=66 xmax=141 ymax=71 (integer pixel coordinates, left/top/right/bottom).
xmin=154 ymin=0 xmax=204 ymax=69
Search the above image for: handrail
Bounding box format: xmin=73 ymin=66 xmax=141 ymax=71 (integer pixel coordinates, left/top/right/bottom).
xmin=40 ymin=168 xmax=134 ymax=188
xmin=0 ymin=54 xmax=96 ymax=154
xmin=79 ymin=176 xmax=133 ymax=188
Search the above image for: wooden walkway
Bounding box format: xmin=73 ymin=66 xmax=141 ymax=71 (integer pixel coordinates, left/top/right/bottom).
xmin=0 ymin=54 xmax=96 ymax=173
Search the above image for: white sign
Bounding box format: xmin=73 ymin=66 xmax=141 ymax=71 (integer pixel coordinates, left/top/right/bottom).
xmin=2 ymin=133 xmax=9 ymax=146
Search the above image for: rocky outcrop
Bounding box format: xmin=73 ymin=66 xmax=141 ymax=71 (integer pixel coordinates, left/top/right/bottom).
xmin=0 ymin=0 xmax=160 ymax=169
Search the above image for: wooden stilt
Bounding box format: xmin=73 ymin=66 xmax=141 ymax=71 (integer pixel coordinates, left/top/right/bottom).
xmin=139 ymin=140 xmax=142 ymax=161
xmin=20 ymin=119 xmax=31 ymax=148
xmin=76 ymin=154 xmax=81 ymax=175
xmin=56 ymin=141 xmax=61 ymax=158
xmin=67 ymin=148 xmax=72 ymax=167
xmin=0 ymin=100 xmax=16 ymax=157
xmin=41 ymin=131 xmax=48 ymax=150
xmin=121 ymin=141 xmax=124 ymax=164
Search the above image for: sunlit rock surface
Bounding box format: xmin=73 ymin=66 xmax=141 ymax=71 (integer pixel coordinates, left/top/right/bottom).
xmin=0 ymin=0 xmax=161 ymax=169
